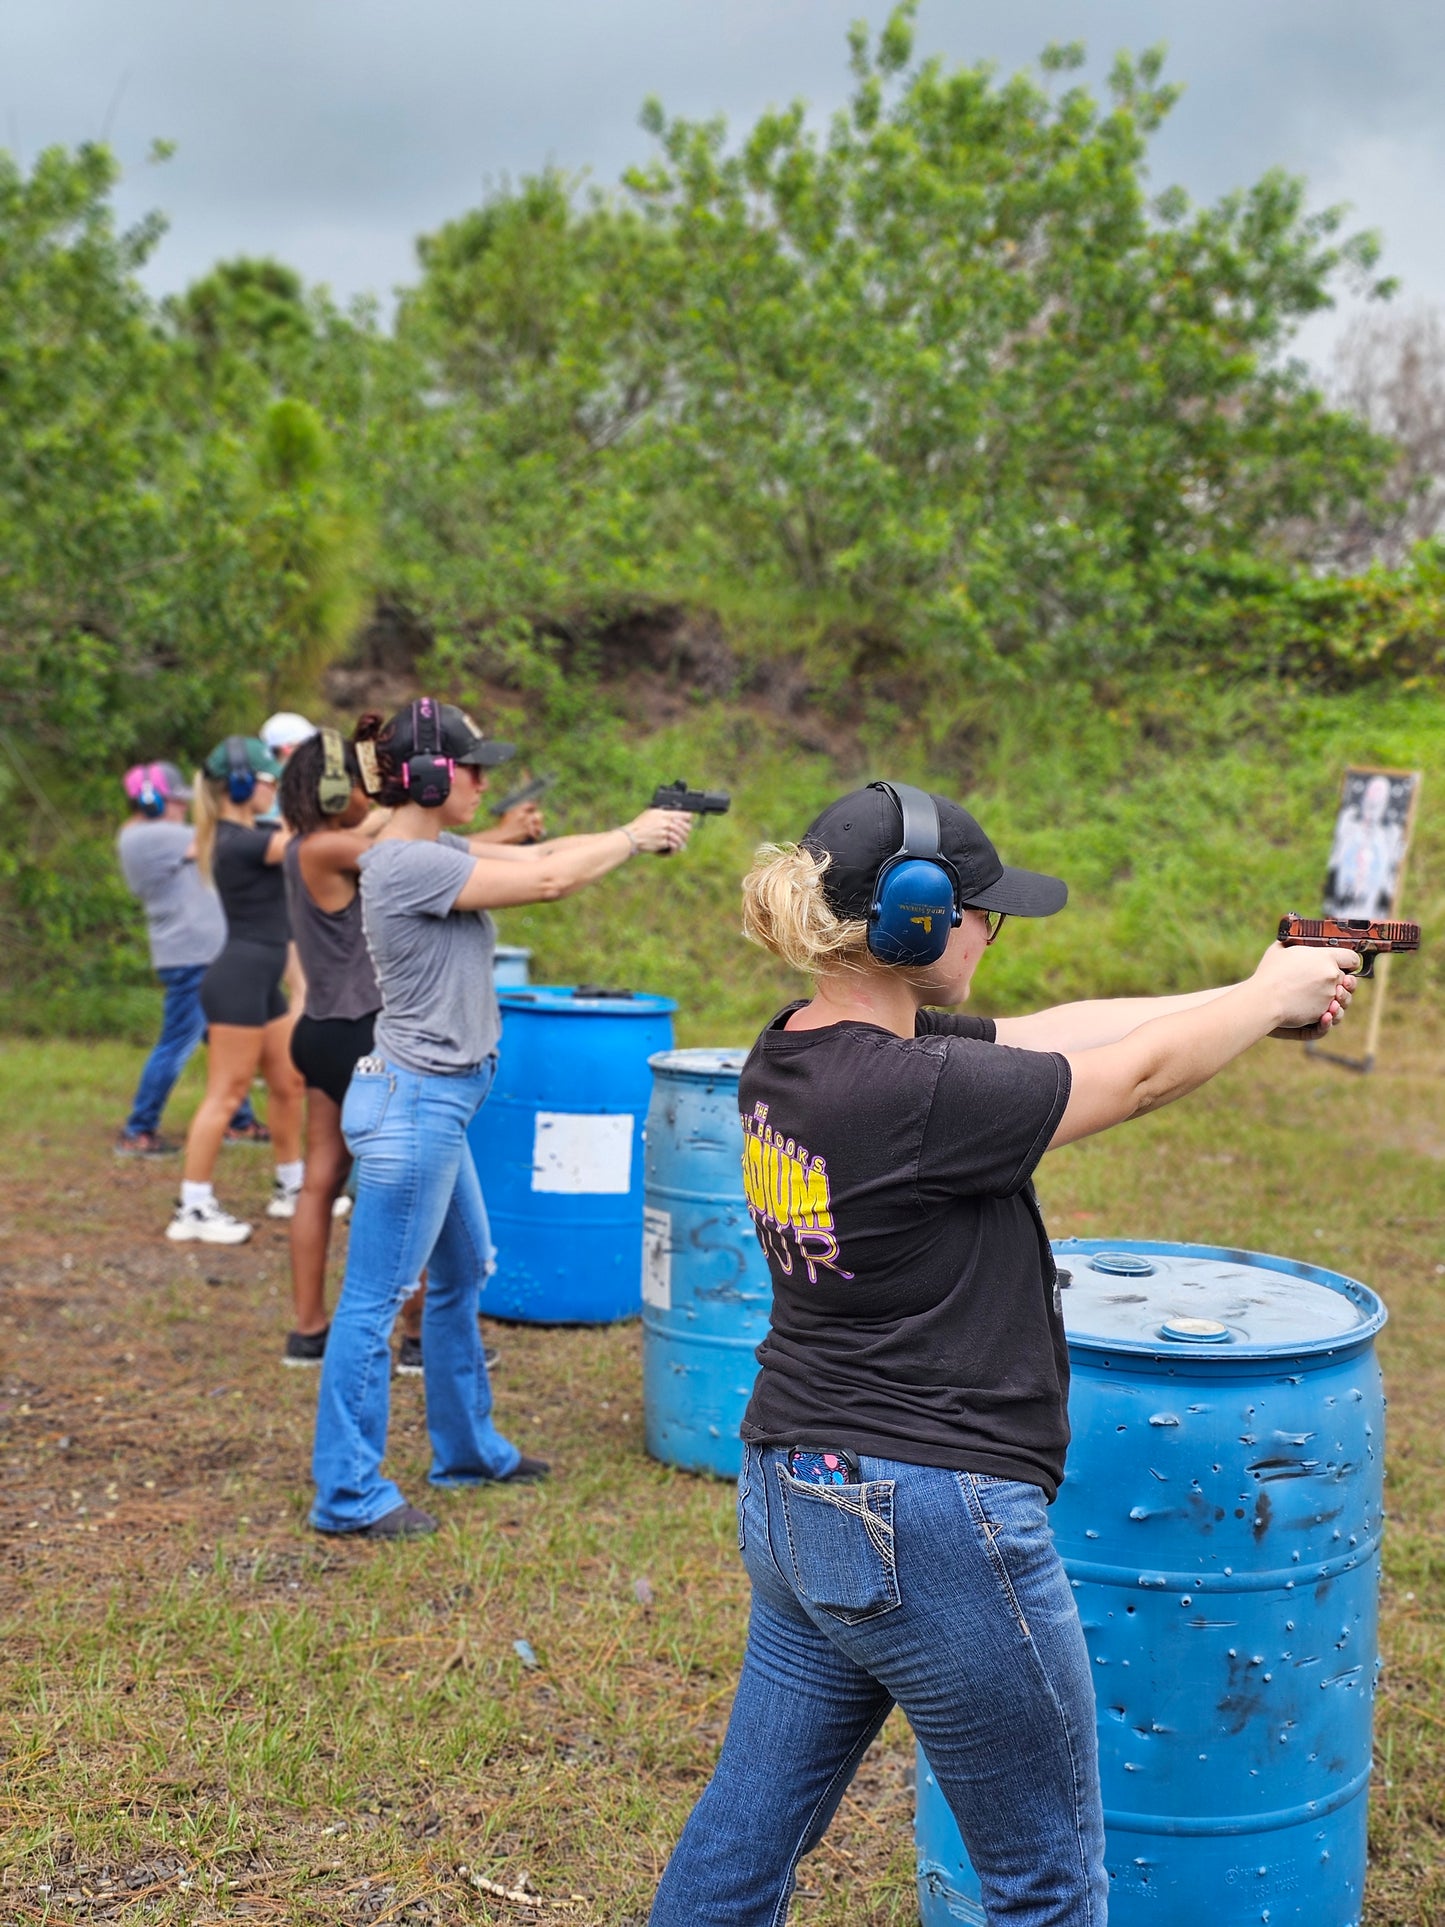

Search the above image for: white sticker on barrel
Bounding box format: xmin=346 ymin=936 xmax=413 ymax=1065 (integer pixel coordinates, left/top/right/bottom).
xmin=642 ymin=1207 xmax=672 ymax=1310
xmin=531 ymin=1112 xmax=634 ymax=1194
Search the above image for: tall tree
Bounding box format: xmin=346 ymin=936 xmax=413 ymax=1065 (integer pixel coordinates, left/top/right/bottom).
xmin=618 ymin=6 xmax=1397 ymax=668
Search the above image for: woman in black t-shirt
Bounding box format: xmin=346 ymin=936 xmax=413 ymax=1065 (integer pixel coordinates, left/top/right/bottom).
xmin=166 ymin=735 xmax=306 ymax=1246
xmin=650 ymin=782 xmax=1360 ymax=1927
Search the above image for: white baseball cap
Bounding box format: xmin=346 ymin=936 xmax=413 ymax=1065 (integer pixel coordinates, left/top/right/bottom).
xmin=259 ymin=711 xmax=318 ymax=753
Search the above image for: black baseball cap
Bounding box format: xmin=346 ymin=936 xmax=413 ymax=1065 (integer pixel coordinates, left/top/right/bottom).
xmin=802 ymin=784 xmax=1069 ymax=920
xmin=389 ymin=701 xmax=516 ymax=770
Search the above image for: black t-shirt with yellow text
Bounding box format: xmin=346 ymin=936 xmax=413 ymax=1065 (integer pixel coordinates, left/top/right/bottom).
xmin=738 ymin=1004 xmax=1073 ymax=1498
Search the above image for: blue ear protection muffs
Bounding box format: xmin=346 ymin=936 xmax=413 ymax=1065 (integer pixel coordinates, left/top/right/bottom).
xmin=866 ymin=781 xmax=963 ymax=966
xmin=224 ymin=735 xmax=257 ymax=804
xmin=402 ymin=697 xmax=453 ymax=807
xmin=137 ymin=767 xmax=163 ymax=818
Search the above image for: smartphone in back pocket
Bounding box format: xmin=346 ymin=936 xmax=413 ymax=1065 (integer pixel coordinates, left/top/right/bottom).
xmin=788 ymin=1445 xmax=862 ymax=1487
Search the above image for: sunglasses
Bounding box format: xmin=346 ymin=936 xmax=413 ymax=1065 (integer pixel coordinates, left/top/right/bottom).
xmin=968 ymin=907 xmax=1008 ymax=944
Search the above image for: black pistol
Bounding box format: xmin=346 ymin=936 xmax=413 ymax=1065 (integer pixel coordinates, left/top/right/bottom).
xmin=491 ymin=773 xmax=555 ymax=817
xmin=651 ymin=779 xmax=731 ymax=816
xmin=650 ymin=779 xmax=730 ymax=856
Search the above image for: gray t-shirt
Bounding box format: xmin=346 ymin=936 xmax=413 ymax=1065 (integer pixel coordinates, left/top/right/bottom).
xmin=117 ymin=820 xmax=227 ymax=970
xmin=358 ymin=831 xmax=499 ymax=1075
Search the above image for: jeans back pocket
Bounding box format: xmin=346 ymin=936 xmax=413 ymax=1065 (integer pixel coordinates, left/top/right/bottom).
xmin=341 ymin=1066 xmax=394 ymax=1149
xmin=774 ymin=1464 xmax=900 ymax=1624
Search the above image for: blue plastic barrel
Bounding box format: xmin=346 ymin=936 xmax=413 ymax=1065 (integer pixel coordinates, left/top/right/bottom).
xmin=493 ymin=944 xmax=532 ymax=987
xmin=468 ymin=986 xmax=676 ymax=1323
xmin=917 ymin=1238 xmax=1385 ymax=1927
xmin=642 ymin=1049 xmax=773 ymax=1478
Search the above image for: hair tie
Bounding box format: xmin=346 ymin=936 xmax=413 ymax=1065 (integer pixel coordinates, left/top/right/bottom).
xmin=355 ymin=740 xmax=382 ymax=796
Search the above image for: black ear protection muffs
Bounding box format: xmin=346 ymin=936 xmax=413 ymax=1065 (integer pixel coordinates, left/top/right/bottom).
xmin=317 ymin=727 xmax=352 ymax=816
xmin=225 ymin=735 xmax=257 ymax=804
xmin=866 ymin=781 xmax=963 ymax=966
xmin=402 ymin=697 xmax=453 ymax=807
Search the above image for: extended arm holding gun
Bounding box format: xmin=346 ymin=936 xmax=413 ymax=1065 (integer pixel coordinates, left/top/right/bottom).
xmin=1277 ymin=913 xmax=1421 ymax=980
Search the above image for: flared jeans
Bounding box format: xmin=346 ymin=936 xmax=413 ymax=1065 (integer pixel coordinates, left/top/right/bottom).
xmin=309 ymin=1054 xmax=520 ymax=1531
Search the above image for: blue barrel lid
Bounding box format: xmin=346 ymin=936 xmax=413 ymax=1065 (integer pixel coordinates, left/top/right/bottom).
xmin=649 ymin=1047 xmax=750 ymax=1079
xmin=1052 ymin=1238 xmax=1385 ymax=1359
xmin=499 ymin=984 xmax=677 ymax=1016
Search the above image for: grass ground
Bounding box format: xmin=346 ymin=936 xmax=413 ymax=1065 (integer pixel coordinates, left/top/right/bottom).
xmin=1 ymin=1007 xmax=1442 ymax=1925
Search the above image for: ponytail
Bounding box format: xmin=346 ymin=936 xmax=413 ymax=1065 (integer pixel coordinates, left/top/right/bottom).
xmin=193 ymin=773 xmax=223 ymax=883
xmin=740 ymin=843 xmax=872 ymax=978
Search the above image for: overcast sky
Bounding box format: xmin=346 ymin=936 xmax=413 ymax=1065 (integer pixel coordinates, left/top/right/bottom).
xmin=6 ymin=1 xmax=1444 ymax=368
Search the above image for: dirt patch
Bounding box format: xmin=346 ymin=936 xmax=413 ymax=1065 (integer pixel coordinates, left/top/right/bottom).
xmin=320 ymin=595 xmax=929 ymax=758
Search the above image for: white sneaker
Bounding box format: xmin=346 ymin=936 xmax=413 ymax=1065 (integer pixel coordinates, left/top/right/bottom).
xmin=266 ymin=1180 xmax=301 ymax=1220
xmin=265 ymin=1186 xmax=349 ymax=1222
xmin=166 ymin=1199 xmax=252 ymax=1245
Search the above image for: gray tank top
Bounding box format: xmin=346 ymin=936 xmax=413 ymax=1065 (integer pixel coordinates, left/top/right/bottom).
xmin=284 ymin=840 xmax=381 ymax=1023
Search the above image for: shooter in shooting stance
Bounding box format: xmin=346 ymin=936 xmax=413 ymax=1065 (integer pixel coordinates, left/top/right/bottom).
xmin=309 ymin=701 xmax=698 ymax=1538
xmin=277 ymin=728 xmax=546 ymax=1370
xmin=650 ymin=782 xmax=1359 ymax=1927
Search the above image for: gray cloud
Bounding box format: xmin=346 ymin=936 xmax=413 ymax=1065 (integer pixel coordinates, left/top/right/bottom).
xmin=5 ymin=0 xmax=1443 ymax=356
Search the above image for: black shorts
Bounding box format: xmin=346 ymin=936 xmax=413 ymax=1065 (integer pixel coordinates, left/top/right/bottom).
xmin=290 ymin=1011 xmax=378 ymax=1106
xmin=201 ymin=939 xmax=288 ymax=1028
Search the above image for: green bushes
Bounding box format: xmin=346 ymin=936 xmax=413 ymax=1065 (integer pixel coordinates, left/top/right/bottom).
xmin=1166 ymin=545 xmax=1445 ymax=684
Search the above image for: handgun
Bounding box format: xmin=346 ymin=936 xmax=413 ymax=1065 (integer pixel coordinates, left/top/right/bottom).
xmin=1277 ymin=913 xmax=1421 ymax=980
xmin=651 ymin=780 xmax=732 ymax=816
xmin=491 ymin=773 xmax=555 ymax=817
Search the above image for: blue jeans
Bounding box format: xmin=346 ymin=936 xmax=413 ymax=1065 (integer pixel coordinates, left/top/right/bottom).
xmin=123 ymin=964 xmax=257 ymax=1138
xmin=651 ymin=1445 xmax=1106 ymax=1927
xmin=309 ymin=1055 xmax=520 ymax=1531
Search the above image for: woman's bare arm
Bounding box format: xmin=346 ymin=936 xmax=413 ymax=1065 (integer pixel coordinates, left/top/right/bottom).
xmin=452 ymin=810 xmax=691 ymax=910
xmin=995 ymin=985 xmax=1238 ymax=1053
xmin=471 ymin=801 xmax=546 ymax=845
xmin=298 ymin=829 xmax=374 ymax=909
xmin=462 ymin=829 xmax=643 ymax=864
xmin=1050 ymin=945 xmax=1358 ymax=1149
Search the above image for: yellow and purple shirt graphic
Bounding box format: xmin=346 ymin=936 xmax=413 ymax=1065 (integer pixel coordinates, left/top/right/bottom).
xmin=740 ymin=1102 xmax=854 ymax=1284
